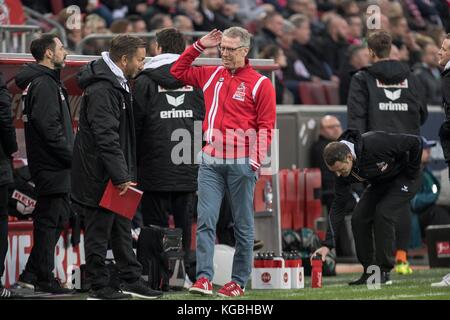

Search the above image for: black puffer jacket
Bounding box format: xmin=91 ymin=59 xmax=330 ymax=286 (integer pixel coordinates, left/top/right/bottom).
xmin=0 ymin=72 xmax=17 ymax=186
xmin=347 ymin=60 xmax=428 ymax=135
xmin=323 ymin=129 xmax=423 ymax=248
xmin=15 ymin=64 xmax=73 ymax=195
xmin=134 ymin=55 xmax=205 ymax=192
xmin=71 ymin=58 xmax=136 ymax=208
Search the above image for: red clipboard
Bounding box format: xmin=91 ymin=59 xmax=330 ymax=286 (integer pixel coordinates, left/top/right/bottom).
xmin=99 ymin=180 xmax=143 ymax=220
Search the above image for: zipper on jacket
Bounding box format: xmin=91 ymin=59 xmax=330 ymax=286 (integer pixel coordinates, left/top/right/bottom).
xmin=351 ymin=171 xmax=366 ymax=182
xmin=218 ymin=75 xmax=233 ymax=133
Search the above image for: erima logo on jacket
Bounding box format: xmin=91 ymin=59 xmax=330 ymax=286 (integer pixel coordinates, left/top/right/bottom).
xmin=377 ymin=79 xmax=408 ymax=112
xmin=160 ymin=93 xmax=193 ymax=119
xmin=166 ymin=94 xmax=185 ymax=107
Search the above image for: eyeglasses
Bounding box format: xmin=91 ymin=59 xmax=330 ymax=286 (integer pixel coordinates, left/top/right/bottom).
xmin=218 ymin=45 xmax=247 ymax=53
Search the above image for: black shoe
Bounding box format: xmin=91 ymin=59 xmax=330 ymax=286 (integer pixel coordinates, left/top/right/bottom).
xmin=120 ymin=279 xmax=163 ymax=300
xmin=381 ymin=271 xmax=392 ymax=285
xmin=17 ymin=271 xmax=37 ymax=290
xmin=35 ymin=278 xmax=74 ymax=294
xmin=348 ymin=273 xmax=371 ymax=286
xmin=87 ymin=287 xmax=131 ymax=300
xmin=253 ymin=240 xmax=264 ymax=251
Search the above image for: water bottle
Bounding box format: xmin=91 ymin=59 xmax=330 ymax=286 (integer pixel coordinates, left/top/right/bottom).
xmin=311 ymin=254 xmax=323 ymax=288
xmin=264 ymin=180 xmax=273 ymax=212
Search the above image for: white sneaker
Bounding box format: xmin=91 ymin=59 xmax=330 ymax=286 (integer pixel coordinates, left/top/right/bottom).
xmin=431 ymin=273 xmax=450 ymax=287
xmin=183 ymin=274 xmax=193 ymax=290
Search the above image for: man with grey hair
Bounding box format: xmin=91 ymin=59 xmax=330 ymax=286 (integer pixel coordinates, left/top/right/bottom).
xmin=171 ymin=27 xmax=276 ymax=297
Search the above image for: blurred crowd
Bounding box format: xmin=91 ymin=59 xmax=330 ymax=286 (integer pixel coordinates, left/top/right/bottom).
xmin=16 ymin=0 xmax=450 ymax=104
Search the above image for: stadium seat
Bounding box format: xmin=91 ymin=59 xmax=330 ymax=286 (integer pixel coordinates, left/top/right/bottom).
xmin=298 ymin=82 xmax=327 ymax=105
xmin=304 ymin=168 xmax=322 ymax=229
xmin=322 ymin=81 xmax=340 ymax=105
xmin=293 ymin=169 xmax=305 ymax=230
xmin=285 ymin=169 xmax=297 ymax=229
xmin=278 ymin=169 xmax=292 ymax=229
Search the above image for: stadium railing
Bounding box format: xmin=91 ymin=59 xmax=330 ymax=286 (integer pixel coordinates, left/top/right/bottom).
xmin=75 ymin=31 xmax=209 ymax=54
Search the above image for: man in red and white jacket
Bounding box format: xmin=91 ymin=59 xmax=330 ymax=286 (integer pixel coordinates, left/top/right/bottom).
xmin=171 ymin=27 xmax=276 ymax=297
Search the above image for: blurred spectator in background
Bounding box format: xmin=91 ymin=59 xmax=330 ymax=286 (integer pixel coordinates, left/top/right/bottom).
xmin=313 ymin=14 xmax=350 ymax=75
xmin=81 ymin=13 xmax=110 ymax=55
xmin=338 ymin=45 xmax=370 ymax=105
xmin=259 ymin=44 xmax=294 ymax=104
xmin=336 ymin=0 xmax=360 ymax=17
xmin=427 ymin=25 xmax=447 ymax=48
xmin=310 ymin=115 xmax=343 ymax=211
xmin=22 ymin=0 xmax=52 ymax=14
xmin=110 ymin=18 xmax=133 ymax=33
xmin=178 ymin=0 xmax=204 ymax=30
xmin=290 ymin=14 xmax=333 ymax=82
xmin=403 ymin=137 xmax=450 ymax=261
xmin=197 ymin=0 xmax=239 ymax=31
xmin=390 ymin=15 xmax=409 ymax=42
xmin=390 ymin=42 xmax=401 ymax=60
xmin=201 ymin=46 xmax=219 ymax=58
xmin=254 ymin=11 xmax=285 ymax=53
xmin=413 ymin=40 xmax=442 ymax=106
xmin=147 ymin=14 xmax=174 ymax=56
xmin=126 ymin=0 xmax=149 ymax=15
xmin=390 ymin=15 xmax=422 ymax=65
xmin=143 ymin=0 xmax=179 ymax=22
xmin=346 ymin=14 xmax=363 ymax=45
xmin=128 ymin=15 xmax=147 ymax=33
xmin=147 ymin=13 xmax=174 ymax=31
xmin=283 ymin=16 xmax=323 ymax=103
xmin=173 ymin=15 xmax=195 ymax=45
xmin=56 ymin=7 xmax=83 ymax=53
xmin=174 ymin=14 xmax=194 ymax=33
xmin=225 ymin=0 xmax=274 ymax=25
xmin=283 ymin=0 xmax=324 ymax=35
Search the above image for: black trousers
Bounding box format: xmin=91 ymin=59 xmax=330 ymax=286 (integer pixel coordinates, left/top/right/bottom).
xmin=141 ymin=191 xmax=194 ymax=263
xmin=395 ymin=208 xmax=412 ymax=252
xmin=82 ymin=205 xmax=142 ymax=290
xmin=0 ymin=185 xmax=8 ymax=283
xmin=351 ymin=175 xmax=420 ymax=272
xmin=23 ymin=193 xmax=70 ymax=282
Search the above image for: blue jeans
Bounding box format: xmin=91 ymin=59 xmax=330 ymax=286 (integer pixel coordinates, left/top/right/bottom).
xmin=196 ymin=152 xmax=257 ymax=287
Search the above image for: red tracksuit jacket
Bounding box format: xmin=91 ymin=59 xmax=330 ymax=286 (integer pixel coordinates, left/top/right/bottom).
xmin=170 ymin=40 xmax=276 ymax=171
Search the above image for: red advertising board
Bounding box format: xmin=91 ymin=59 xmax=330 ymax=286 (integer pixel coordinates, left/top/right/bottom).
xmin=2 ymin=222 xmax=84 ymax=287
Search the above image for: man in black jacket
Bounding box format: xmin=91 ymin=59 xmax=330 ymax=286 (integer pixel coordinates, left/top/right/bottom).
xmin=0 ymin=72 xmax=18 ymax=299
xmin=347 ymin=31 xmax=428 ymax=274
xmin=134 ymin=28 xmax=204 ymax=274
xmin=313 ymin=130 xmax=423 ymax=285
xmin=347 ymin=31 xmax=428 ymax=136
xmin=72 ymin=35 xmax=162 ymax=300
xmin=14 ymin=34 xmax=73 ymax=294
